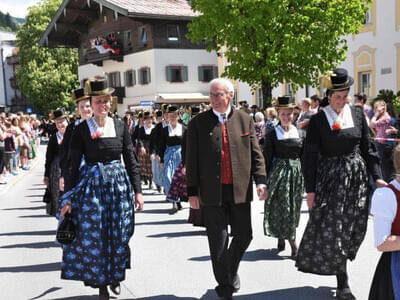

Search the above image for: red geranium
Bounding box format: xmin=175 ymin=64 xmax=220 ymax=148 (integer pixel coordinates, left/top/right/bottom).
xmin=332 ymin=122 xmax=341 ymax=131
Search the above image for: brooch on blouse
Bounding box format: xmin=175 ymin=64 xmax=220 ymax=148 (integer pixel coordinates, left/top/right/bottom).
xmin=91 ymin=129 xmax=103 ymax=139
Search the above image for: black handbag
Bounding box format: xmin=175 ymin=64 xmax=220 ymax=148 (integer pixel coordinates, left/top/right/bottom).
xmin=56 ymin=213 xmax=75 ymax=244
xmin=42 ymin=188 xmax=52 ymax=204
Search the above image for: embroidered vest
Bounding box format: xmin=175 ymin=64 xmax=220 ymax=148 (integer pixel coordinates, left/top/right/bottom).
xmin=387 ymin=184 xmax=400 ymax=235
xmin=221 ymin=122 xmax=233 ymax=184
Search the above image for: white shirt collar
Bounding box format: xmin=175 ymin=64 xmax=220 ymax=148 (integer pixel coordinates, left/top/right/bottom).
xmin=144 ymin=124 xmax=154 ymax=135
xmin=275 ymin=124 xmax=299 ymax=140
xmin=322 ymin=104 xmax=354 ymax=130
xmin=213 ymin=106 xmax=232 ymax=124
xmin=168 ymin=122 xmax=183 ymax=136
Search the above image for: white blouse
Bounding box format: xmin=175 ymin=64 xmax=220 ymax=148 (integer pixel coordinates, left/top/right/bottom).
xmin=275 ymin=124 xmax=299 ymax=140
xmin=322 ymin=104 xmax=354 ymax=130
xmin=86 ymin=116 xmax=116 ymax=138
xmin=168 ymin=123 xmax=183 ymax=137
xmin=371 ymin=179 xmax=399 ymax=247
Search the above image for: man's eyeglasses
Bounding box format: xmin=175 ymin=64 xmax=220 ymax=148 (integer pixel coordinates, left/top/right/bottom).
xmin=210 ymin=92 xmax=226 ymax=98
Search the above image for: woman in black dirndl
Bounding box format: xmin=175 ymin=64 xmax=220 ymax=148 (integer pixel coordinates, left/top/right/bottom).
xmin=59 ymin=78 xmax=143 ymax=300
xmin=295 ymin=68 xmax=386 ymax=299
xmin=59 ymin=88 xmax=92 ymax=192
xmin=44 ymin=109 xmax=68 ymax=216
xmin=137 ymin=111 xmax=154 ymax=189
xmin=369 ymin=144 xmax=400 ymax=300
xmin=263 ymin=96 xmax=304 ymax=257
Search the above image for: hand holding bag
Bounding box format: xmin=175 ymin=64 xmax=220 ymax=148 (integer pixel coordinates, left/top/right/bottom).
xmin=42 ymin=187 xmax=52 ymax=204
xmin=56 ymin=213 xmax=75 ymax=244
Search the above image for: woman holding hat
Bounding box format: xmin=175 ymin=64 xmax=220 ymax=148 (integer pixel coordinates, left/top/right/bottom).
xmin=295 ymin=68 xmax=385 ymax=299
xmin=263 ymin=96 xmax=304 ymax=257
xmin=44 ymin=108 xmax=68 ymax=216
xmin=59 ymin=78 xmax=143 ymax=299
xmin=159 ymin=105 xmax=186 ymax=212
xmin=59 ymin=88 xmax=92 ymax=192
xmin=137 ymin=111 xmax=154 ymax=189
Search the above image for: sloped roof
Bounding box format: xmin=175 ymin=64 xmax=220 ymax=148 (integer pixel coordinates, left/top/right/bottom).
xmin=105 ymin=0 xmax=198 ymax=18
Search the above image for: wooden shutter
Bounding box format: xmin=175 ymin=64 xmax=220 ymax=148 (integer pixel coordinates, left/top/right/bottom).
xmin=146 ymin=67 xmax=151 ymax=84
xmin=213 ymin=66 xmax=219 ymax=79
xmin=198 ymin=66 xmax=204 ymax=81
xmin=166 ymin=66 xmax=172 ymax=82
xmin=132 ymin=70 xmax=136 ymax=86
xmin=182 ymin=66 xmax=188 ymax=81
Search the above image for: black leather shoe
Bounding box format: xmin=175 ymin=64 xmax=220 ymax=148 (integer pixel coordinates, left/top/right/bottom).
xmin=110 ymin=283 xmax=121 ymax=295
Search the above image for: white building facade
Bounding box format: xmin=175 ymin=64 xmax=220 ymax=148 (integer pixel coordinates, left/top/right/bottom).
xmin=269 ymin=0 xmax=400 ymax=104
xmin=0 ymin=30 xmax=16 ymax=108
xmin=79 ymin=48 xmax=217 ymax=114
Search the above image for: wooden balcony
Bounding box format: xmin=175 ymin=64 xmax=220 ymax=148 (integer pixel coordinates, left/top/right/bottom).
xmin=84 ymin=48 xmax=123 ymax=66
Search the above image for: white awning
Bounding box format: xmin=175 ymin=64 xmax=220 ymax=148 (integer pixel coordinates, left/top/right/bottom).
xmin=157 ymin=93 xmax=209 ymax=103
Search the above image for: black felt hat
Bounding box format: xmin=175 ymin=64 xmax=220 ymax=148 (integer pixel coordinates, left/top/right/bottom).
xmin=320 ymin=68 xmax=354 ymax=91
xmin=143 ymin=111 xmax=151 ymax=119
xmin=274 ymin=96 xmax=295 ymax=108
xmin=51 ymin=108 xmax=67 ymax=121
xmin=71 ymin=88 xmax=90 ymax=103
xmin=190 ymin=106 xmax=200 ymax=116
xmin=167 ymin=105 xmax=178 ymax=113
xmin=161 ymin=104 xmax=170 ymax=113
xmin=155 ymin=110 xmax=163 ymax=117
xmin=85 ymin=77 xmax=114 ymax=96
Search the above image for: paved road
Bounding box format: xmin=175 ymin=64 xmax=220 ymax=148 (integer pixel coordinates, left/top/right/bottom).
xmin=0 ymin=145 xmax=381 ymax=299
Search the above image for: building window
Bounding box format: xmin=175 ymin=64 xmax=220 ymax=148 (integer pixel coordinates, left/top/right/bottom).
xmin=285 ymin=83 xmax=294 ymax=97
xmin=198 ymin=66 xmax=218 ymax=82
xmin=139 ymin=67 xmax=151 ymax=85
xmin=124 ymin=70 xmax=136 ymax=87
xmin=363 ymin=6 xmax=372 ymax=25
xmin=124 ymin=30 xmax=132 ymax=49
xmin=167 ymin=24 xmax=180 ymax=42
xmin=358 ymin=71 xmax=371 ymax=97
xmin=139 ymin=26 xmax=147 ymax=45
xmin=166 ymin=66 xmax=188 ymax=82
xmin=107 ymin=72 xmax=121 ymax=88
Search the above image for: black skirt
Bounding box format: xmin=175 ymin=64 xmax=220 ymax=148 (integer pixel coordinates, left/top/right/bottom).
xmin=296 ymin=152 xmax=369 ymax=275
xmin=369 ymin=252 xmax=394 ymax=300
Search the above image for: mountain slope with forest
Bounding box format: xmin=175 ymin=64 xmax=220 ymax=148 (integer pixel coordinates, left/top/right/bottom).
xmin=0 ymin=11 xmax=24 ymax=32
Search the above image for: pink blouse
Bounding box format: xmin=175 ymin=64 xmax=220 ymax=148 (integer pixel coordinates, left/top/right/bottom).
xmin=371 ymin=113 xmax=391 ymax=142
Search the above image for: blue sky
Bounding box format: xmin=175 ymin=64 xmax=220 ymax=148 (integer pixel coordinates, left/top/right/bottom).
xmin=0 ymin=0 xmax=41 ymax=18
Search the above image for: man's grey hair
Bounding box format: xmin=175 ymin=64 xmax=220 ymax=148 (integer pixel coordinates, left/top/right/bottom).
xmin=209 ymin=78 xmax=235 ymax=97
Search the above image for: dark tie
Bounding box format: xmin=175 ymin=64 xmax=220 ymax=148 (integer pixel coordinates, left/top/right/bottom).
xmin=221 ymin=113 xmax=227 ymax=123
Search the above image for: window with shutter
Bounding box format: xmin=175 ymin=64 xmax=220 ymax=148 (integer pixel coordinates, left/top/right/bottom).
xmin=166 ymin=66 xmax=187 ymax=82
xmin=139 ymin=67 xmax=151 ymax=85
xmin=198 ymin=66 xmax=217 ymax=82
xmin=167 ymin=24 xmax=180 ymax=42
xmin=125 ymin=70 xmax=135 ymax=87
xmin=139 ymin=26 xmax=147 ymax=45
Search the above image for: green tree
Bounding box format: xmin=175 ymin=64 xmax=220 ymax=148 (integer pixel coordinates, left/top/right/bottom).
xmin=16 ymin=0 xmax=78 ymax=113
xmin=188 ymin=0 xmax=371 ymax=106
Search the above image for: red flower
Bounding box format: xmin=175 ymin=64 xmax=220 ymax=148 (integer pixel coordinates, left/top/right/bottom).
xmin=332 ymin=122 xmax=341 ymax=131
xmin=91 ymin=129 xmax=102 ymax=139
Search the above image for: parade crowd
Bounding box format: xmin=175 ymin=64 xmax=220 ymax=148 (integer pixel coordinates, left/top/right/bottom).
xmin=41 ymin=70 xmax=400 ymax=300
